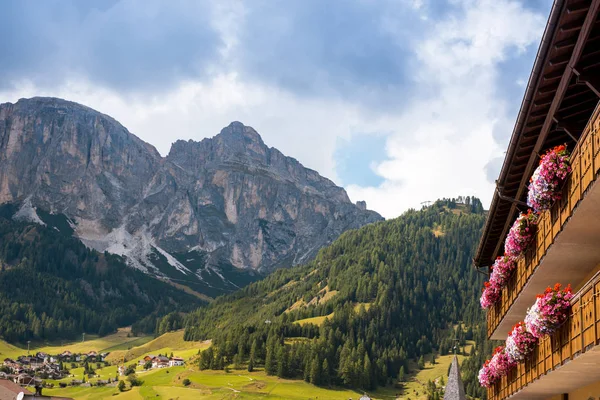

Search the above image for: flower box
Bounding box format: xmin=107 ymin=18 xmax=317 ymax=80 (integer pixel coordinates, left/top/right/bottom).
xmin=527 ymin=145 xmax=571 ymax=212
xmin=525 ymin=284 xmax=573 ymax=338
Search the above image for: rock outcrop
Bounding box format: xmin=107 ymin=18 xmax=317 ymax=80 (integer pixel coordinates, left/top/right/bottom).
xmin=0 ymin=97 xmax=382 ymax=294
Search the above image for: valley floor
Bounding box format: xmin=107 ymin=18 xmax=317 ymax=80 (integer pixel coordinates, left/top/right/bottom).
xmin=0 ymin=330 xmax=475 ymax=400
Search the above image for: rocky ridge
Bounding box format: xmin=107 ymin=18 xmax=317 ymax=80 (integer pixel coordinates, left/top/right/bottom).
xmin=0 ymin=97 xmax=382 ymax=296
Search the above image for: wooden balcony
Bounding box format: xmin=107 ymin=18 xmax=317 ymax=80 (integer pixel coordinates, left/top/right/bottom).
xmin=487 ymin=103 xmax=600 ymax=340
xmin=487 ymin=269 xmax=600 ymax=400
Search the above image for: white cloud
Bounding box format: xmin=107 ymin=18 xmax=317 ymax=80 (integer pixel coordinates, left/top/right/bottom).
xmin=0 ymin=0 xmax=546 ymax=220
xmin=346 ymin=0 xmax=545 ymax=217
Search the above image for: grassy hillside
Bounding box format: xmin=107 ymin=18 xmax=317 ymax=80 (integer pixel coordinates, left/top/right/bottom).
xmin=105 ymin=330 xmax=210 ymax=363
xmin=183 ymin=198 xmax=490 ymax=398
xmin=0 ymin=328 xmax=153 ymax=360
xmin=0 ymin=327 xmax=477 ymax=399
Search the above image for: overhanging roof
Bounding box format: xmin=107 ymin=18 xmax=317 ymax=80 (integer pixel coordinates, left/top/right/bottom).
xmin=474 ymin=0 xmax=600 ymax=268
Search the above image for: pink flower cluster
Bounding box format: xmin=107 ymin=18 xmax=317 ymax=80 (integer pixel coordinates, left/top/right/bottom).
xmin=480 ymin=256 xmax=517 ymax=309
xmin=480 ymin=281 xmax=501 ymax=309
xmin=505 ymin=322 xmax=538 ymax=363
xmin=504 ymin=210 xmax=537 ymax=258
xmin=525 ymin=284 xmax=573 ymax=338
xmin=527 ymin=145 xmax=571 ymax=212
xmin=478 ymin=360 xmax=494 ymax=388
xmin=489 ymin=255 xmax=517 ymax=288
xmin=478 ymin=346 xmax=514 ymax=388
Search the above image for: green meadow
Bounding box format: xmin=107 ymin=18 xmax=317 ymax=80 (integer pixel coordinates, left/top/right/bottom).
xmin=1 ymin=329 xmax=471 ymax=399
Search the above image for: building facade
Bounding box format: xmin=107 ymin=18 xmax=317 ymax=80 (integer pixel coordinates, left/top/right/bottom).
xmin=474 ymin=1 xmax=600 ymax=399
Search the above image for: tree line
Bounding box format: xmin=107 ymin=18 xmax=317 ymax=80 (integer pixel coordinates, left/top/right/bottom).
xmin=184 ymin=198 xmax=493 ymax=397
xmin=0 ymin=204 xmax=202 ymax=343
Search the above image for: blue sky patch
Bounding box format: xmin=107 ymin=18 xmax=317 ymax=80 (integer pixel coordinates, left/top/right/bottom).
xmin=334 ymin=134 xmax=388 ymax=187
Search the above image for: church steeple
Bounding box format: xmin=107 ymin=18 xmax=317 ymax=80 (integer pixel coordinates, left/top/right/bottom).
xmin=444 ymin=356 xmax=466 ymax=400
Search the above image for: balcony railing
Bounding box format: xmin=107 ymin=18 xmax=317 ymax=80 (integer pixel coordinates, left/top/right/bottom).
xmin=487 ymin=268 xmax=600 ymax=400
xmin=487 ymin=102 xmax=600 ymax=339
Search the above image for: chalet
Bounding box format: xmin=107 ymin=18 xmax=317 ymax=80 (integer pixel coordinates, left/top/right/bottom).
xmin=117 ymin=365 xmax=125 ymax=376
xmin=152 ymin=356 xmax=169 ymax=369
xmin=168 ymin=357 xmax=184 ymax=367
xmin=143 ymin=355 xmax=156 ymax=362
xmin=85 ymin=351 xmax=98 ymax=361
xmin=474 ymin=1 xmax=600 ymax=399
xmin=59 ymin=351 xmax=72 ymax=359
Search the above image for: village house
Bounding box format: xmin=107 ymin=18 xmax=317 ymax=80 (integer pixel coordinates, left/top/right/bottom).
xmin=152 ymin=356 xmax=169 ymax=369
xmin=138 ymin=354 xmax=186 ymax=370
xmin=168 ymin=357 xmax=184 ymax=367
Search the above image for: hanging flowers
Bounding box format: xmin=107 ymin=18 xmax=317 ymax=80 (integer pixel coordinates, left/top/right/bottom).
xmin=489 ymin=255 xmax=518 ymax=288
xmin=525 ymin=283 xmax=573 ymax=338
xmin=489 ymin=345 xmax=514 ymax=377
xmin=478 ymin=360 xmax=495 ymax=388
xmin=504 ymin=210 xmax=538 ymax=258
xmin=480 ymin=280 xmax=501 ymax=309
xmin=478 ymin=346 xmax=514 ymax=388
xmin=527 ymin=144 xmax=571 ymax=212
xmin=505 ymin=322 xmax=538 ymax=363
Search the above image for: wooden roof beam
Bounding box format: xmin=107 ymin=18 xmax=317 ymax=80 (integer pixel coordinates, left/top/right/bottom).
xmin=543 ymin=68 xmax=566 ymax=82
xmin=490 ymin=0 xmax=600 ymax=262
xmin=574 ymin=67 xmax=600 ymax=97
xmin=553 ymin=117 xmax=581 ymax=142
xmin=557 ymin=93 xmax=598 ymax=112
xmin=549 ymin=53 xmax=572 ymax=66
xmin=530 ymin=106 xmax=551 ymax=118
xmin=560 ymin=19 xmax=584 ymax=33
xmin=555 ymin=37 xmax=577 ymax=50
xmin=567 ymin=2 xmax=590 ymax=14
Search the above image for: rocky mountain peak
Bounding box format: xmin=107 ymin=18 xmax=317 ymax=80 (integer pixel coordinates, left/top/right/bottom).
xmin=218 ymin=121 xmax=264 ymax=145
xmin=0 ymin=97 xmax=382 ymax=296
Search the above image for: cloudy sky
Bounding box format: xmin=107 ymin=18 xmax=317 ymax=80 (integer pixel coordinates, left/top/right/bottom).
xmin=0 ymin=0 xmax=552 ymax=218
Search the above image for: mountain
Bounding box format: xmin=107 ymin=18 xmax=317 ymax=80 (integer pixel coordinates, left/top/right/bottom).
xmin=0 ymin=203 xmax=202 ymax=343
xmin=182 ymin=198 xmax=492 ymax=398
xmin=0 ymin=97 xmax=381 ymax=297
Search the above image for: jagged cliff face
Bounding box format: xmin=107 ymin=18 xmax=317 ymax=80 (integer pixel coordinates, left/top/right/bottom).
xmin=0 ymin=97 xmax=382 ymax=295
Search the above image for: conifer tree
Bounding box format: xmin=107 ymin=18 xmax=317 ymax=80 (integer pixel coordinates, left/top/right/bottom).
xmin=265 ymin=342 xmax=276 ymax=375
xmin=322 ymin=359 xmax=330 ymax=386
xmin=309 ymin=357 xmax=320 ymax=385
xmin=397 ymin=366 xmax=405 ymax=384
